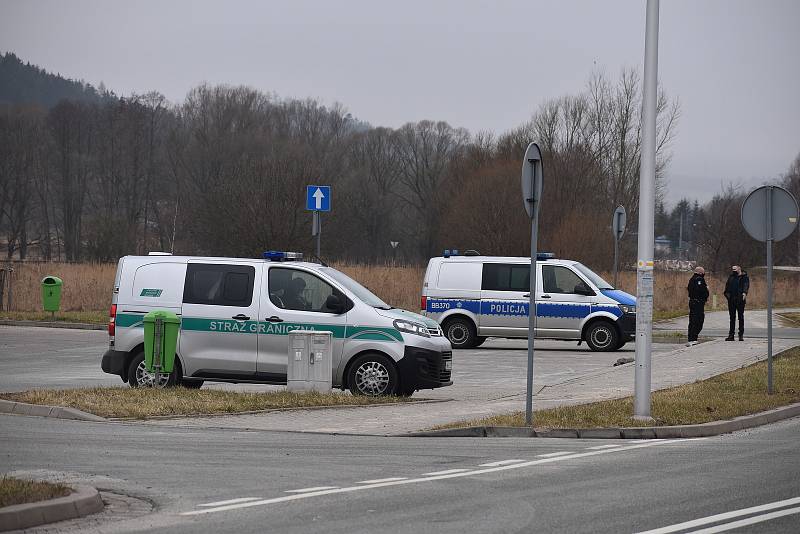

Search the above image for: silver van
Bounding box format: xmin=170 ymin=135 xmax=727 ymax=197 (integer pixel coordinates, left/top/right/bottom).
xmin=421 ymin=252 xmax=636 ymax=351
xmin=101 ymin=251 xmax=452 ymax=396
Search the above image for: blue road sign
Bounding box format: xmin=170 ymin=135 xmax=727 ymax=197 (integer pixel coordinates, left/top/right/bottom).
xmin=306 ymin=185 xmax=331 ymax=212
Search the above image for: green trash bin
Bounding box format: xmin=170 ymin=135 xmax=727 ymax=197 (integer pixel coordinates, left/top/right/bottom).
xmin=41 ymin=276 xmax=63 ymax=313
xmin=143 ymin=311 xmax=180 ymax=375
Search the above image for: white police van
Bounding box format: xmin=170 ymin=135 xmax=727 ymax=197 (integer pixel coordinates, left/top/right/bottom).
xmin=101 ymin=251 xmax=452 ymax=396
xmin=421 ymin=251 xmax=636 ymax=351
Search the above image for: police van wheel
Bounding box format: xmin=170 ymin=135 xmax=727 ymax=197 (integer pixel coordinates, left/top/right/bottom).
xmin=473 ymin=337 xmax=487 ymax=348
xmin=444 ymin=318 xmax=476 ymax=349
xmin=127 ymin=352 xmax=176 ymax=388
xmin=585 ymin=322 xmax=619 ymax=352
xmin=348 ymin=354 xmax=398 ymax=396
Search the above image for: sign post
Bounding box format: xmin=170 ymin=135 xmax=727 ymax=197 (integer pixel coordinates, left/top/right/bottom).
xmin=306 ymin=185 xmax=331 ymax=257
xmin=612 ymin=205 xmax=627 ymax=288
xmin=521 ymin=142 xmax=544 ymax=426
xmin=741 ymin=185 xmax=799 ymax=394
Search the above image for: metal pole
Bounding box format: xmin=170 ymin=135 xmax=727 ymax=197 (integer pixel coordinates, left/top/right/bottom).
xmin=634 ymin=0 xmax=659 ymax=420
xmin=525 ymin=176 xmax=539 ymax=426
xmin=766 ymin=187 xmax=773 ymax=394
xmin=613 ymin=235 xmax=619 ymax=288
xmin=315 ymin=211 xmax=321 ymax=258
xmin=678 ymin=211 xmax=683 ymax=260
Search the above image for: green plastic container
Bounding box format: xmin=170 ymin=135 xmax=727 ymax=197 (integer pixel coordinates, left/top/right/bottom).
xmin=41 ymin=276 xmax=63 ymax=312
xmin=143 ymin=311 xmax=180 ymax=374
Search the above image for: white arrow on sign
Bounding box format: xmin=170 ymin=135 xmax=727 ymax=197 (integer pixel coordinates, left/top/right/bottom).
xmin=313 ymin=188 xmax=325 ymax=210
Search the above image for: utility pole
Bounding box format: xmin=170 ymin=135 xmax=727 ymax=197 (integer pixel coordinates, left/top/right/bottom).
xmin=634 ymin=0 xmax=659 ymax=420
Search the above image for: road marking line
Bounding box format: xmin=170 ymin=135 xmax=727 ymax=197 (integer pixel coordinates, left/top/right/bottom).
xmin=587 ymin=444 xmax=623 ymax=450
xmin=420 ymin=469 xmax=470 ymax=476
xmin=356 ymin=477 xmax=407 ymax=484
xmin=198 ymin=497 xmax=260 ymax=507
xmin=182 ymin=439 xmax=696 ymax=516
xmin=536 ymin=451 xmax=572 ymax=458
xmin=479 ymin=459 xmax=526 ymax=467
xmin=285 ymin=487 xmax=338 ymax=494
xmin=634 ymin=496 xmax=800 ymax=533
xmin=686 ymin=506 xmax=800 ymax=533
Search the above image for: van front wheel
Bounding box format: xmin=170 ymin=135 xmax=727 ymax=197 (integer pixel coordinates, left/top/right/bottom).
xmin=348 ymin=354 xmax=398 ymax=396
xmin=585 ymin=321 xmax=619 ymax=352
xmin=444 ymin=317 xmax=476 ymax=349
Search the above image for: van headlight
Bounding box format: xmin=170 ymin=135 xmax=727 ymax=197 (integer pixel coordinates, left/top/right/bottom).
xmin=619 ymin=304 xmax=636 ymax=314
xmin=393 ymin=319 xmax=431 ymax=338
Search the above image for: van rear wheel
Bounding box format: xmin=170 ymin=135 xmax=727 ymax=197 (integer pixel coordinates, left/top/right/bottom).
xmin=348 ymin=353 xmax=398 ymax=396
xmin=444 ymin=317 xmax=477 ymax=349
xmin=585 ymin=321 xmax=619 ymax=352
xmin=127 ymin=351 xmax=177 ymax=388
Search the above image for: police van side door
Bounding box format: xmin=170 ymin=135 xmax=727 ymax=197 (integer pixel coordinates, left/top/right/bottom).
xmin=257 ymin=266 xmax=347 ymax=379
xmin=179 ymin=262 xmax=261 ymax=378
xmin=478 ymin=262 xmax=532 ymax=337
xmin=536 ymin=264 xmax=593 ymax=339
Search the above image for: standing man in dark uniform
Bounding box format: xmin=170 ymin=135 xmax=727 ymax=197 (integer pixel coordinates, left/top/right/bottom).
xmin=687 ymin=266 xmax=709 ymax=347
xmin=725 ymin=265 xmax=750 ymax=341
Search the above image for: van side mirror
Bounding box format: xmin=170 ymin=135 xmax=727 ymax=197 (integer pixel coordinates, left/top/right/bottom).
xmin=325 ymin=294 xmax=345 ymax=314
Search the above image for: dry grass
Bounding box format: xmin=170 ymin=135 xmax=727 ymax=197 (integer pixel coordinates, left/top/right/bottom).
xmin=3 ymin=261 xmax=800 ymax=318
xmin=779 ymin=312 xmax=800 ymax=326
xmin=0 ymin=476 xmax=70 ymax=508
xmin=0 ymin=310 xmax=107 ymax=324
xmin=434 ymin=346 xmax=800 ymax=430
xmin=0 ymin=387 xmax=417 ymax=419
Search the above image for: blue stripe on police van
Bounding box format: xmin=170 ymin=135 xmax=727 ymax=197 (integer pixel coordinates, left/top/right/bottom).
xmin=427 ymin=299 xmax=623 ymax=319
xmin=600 ymin=289 xmax=636 ymax=306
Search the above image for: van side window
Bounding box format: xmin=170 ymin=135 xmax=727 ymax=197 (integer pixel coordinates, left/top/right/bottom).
xmin=183 ymin=264 xmax=255 ymax=306
xmin=269 ymin=268 xmax=345 ymax=313
xmin=542 ymin=265 xmax=591 ymax=295
xmin=481 ymin=264 xmax=530 ymax=292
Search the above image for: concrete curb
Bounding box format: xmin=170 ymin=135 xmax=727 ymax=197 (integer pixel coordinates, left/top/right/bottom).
xmin=0 ymin=319 xmax=105 ymax=330
xmin=0 ymin=485 xmax=103 ymax=532
xmin=406 ymin=401 xmax=800 ymax=439
xmin=0 ymin=400 xmax=107 ymax=422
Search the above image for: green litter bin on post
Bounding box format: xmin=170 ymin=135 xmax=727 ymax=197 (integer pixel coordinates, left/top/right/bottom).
xmin=143 ymin=310 xmax=180 ymax=376
xmin=41 ymin=276 xmax=63 ymax=313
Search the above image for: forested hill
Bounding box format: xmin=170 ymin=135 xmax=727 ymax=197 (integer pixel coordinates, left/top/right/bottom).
xmin=0 ymin=52 xmax=106 ymax=108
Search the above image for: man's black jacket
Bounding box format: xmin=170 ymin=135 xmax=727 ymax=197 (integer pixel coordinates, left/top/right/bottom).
xmin=687 ymin=273 xmax=709 ymax=302
xmin=724 ymin=271 xmax=750 ymax=301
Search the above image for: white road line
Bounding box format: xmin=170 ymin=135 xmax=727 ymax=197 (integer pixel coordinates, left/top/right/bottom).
xmin=198 ymin=497 xmax=261 ymax=507
xmin=634 ymin=496 xmax=800 ymax=534
xmin=587 ymin=444 xmax=623 ymax=450
xmin=420 ymin=469 xmax=470 ymax=476
xmin=687 ymin=506 xmax=800 ymax=533
xmin=478 ymin=459 xmax=526 ymax=467
xmin=536 ymin=451 xmax=572 ymax=458
xmin=356 ymin=477 xmax=407 ymax=484
xmin=182 ymin=439 xmax=696 ymax=516
xmin=285 ymin=486 xmax=338 ymax=494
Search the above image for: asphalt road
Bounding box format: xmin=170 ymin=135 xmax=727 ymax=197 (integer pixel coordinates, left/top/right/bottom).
xmin=0 ymin=325 xmax=682 ymax=397
xmin=2 ymin=414 xmax=799 ymax=533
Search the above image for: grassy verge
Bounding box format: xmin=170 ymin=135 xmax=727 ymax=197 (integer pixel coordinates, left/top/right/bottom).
xmin=0 ymin=310 xmax=106 ymax=324
xmin=0 ymin=477 xmax=70 ymax=508
xmin=434 ymin=346 xmax=800 ymax=430
xmin=779 ymin=312 xmax=800 ymax=326
xmin=0 ymin=387 xmax=417 ymax=419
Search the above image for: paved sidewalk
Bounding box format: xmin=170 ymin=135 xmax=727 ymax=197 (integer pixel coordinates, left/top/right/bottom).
xmin=142 ymin=336 xmax=799 ymax=436
xmin=656 ymin=307 xmax=800 ymax=337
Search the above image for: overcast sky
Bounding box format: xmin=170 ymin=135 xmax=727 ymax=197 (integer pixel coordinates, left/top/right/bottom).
xmin=2 ymin=0 xmax=798 ymax=206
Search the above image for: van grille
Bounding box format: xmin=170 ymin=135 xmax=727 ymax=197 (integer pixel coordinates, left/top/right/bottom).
xmin=439 ymin=351 xmax=452 ymax=383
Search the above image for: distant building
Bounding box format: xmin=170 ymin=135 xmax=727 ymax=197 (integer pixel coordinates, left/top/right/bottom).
xmin=655 ymin=235 xmax=672 ymax=254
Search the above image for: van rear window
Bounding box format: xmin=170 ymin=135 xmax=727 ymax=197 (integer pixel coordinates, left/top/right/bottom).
xmin=437 ymin=262 xmax=481 ymax=290
xmin=481 ymin=264 xmax=530 ymax=292
xmin=183 ymin=264 xmax=255 ymax=307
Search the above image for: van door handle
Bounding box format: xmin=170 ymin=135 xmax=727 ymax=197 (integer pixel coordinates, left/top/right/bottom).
xmin=265 ymin=316 xmax=284 ymax=323
xmin=540 ymin=294 xmax=552 ymax=299
xmin=232 ymin=314 xmax=250 ymax=321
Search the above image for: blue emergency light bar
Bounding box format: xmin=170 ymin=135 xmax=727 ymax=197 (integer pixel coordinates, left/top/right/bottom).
xmin=537 ymin=252 xmax=556 ymax=260
xmin=443 ymin=249 xmax=481 ymax=258
xmin=263 ymin=251 xmax=304 ymax=262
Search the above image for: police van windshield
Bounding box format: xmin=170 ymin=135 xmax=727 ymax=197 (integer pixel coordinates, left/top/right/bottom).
xmin=574 ymin=263 xmax=614 ymax=290
xmin=320 ymin=267 xmax=392 ymax=309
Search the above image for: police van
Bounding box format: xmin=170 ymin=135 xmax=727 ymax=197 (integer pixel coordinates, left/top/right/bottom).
xmin=101 ymin=251 xmax=452 ymax=396
xmin=421 ymin=251 xmax=636 ymax=351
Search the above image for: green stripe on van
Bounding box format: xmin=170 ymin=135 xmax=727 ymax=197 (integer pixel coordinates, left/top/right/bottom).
xmin=115 ymin=313 xmax=402 ymax=342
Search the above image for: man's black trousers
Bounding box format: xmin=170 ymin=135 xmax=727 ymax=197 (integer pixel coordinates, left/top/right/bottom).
xmin=728 ymin=298 xmax=745 ymax=336
xmin=688 ymin=299 xmax=705 ymax=342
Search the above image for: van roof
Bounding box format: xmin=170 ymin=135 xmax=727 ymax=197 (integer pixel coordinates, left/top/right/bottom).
xmin=123 ymin=255 xmax=326 ymax=269
xmin=433 ymin=255 xmax=578 ymax=265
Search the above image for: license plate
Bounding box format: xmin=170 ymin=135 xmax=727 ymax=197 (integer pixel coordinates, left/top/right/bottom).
xmin=444 ymin=360 xmax=452 ymax=371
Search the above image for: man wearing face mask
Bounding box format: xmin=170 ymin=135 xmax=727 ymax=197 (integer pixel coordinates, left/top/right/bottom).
xmin=724 ymin=265 xmax=750 ymax=341
xmin=686 ymin=266 xmax=709 ymax=347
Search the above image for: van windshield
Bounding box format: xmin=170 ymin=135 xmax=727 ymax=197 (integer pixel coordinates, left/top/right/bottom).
xmin=320 ymin=267 xmax=392 ymax=309
xmin=573 ymin=263 xmax=614 ymax=290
